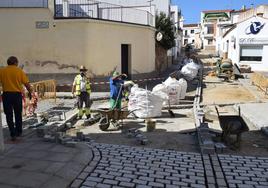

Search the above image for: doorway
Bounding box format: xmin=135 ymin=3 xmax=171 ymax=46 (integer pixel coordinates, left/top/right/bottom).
xmin=121 ymin=44 xmax=131 ymax=79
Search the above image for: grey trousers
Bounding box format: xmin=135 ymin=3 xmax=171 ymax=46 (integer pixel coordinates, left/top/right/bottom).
xmin=77 ymin=92 xmax=91 ymax=109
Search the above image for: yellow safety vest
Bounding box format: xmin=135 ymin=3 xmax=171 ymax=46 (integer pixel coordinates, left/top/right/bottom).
xmin=74 ymin=75 xmax=91 ymax=96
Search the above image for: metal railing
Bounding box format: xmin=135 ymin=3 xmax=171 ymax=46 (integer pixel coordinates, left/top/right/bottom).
xmin=54 ymin=0 xmax=154 ymax=26
xmin=0 ymin=0 xmax=48 ymax=8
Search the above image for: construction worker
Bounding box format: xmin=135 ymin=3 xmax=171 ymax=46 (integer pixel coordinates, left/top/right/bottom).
xmin=0 ymin=56 xmax=32 ymax=141
xmin=109 ymin=71 xmax=127 ymax=109
xmin=72 ymin=65 xmax=91 ymax=119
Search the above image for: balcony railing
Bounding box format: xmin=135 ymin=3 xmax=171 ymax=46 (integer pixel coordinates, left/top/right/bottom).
xmin=0 ymin=0 xmax=48 ymax=8
xmin=54 ymin=0 xmax=154 ymax=27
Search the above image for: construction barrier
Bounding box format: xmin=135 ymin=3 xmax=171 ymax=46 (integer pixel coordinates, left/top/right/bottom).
xmin=22 ymin=79 xmax=56 ymax=116
xmin=251 ymin=72 xmax=268 ymax=95
xmin=31 ymin=79 xmax=57 ymax=101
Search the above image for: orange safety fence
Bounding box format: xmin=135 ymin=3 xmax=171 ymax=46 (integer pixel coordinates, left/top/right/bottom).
xmin=251 ymin=72 xmax=268 ymax=95
xmin=23 ymin=79 xmax=57 ymax=116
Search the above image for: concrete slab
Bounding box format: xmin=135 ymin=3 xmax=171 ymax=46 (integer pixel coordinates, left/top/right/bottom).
xmin=8 ymin=171 xmax=51 ymax=187
xmin=239 ymin=103 xmax=268 ymax=129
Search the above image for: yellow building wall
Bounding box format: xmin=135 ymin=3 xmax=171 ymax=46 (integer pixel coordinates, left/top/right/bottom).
xmin=0 ymin=8 xmax=155 ymax=76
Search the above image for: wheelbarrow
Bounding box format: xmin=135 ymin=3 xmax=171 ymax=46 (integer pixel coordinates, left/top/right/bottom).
xmin=215 ymin=106 xmax=249 ymax=145
xmin=96 ymin=108 xmax=135 ymax=131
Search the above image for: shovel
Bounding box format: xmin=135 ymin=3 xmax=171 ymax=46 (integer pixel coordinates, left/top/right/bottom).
xmin=168 ymin=99 xmax=175 ymax=118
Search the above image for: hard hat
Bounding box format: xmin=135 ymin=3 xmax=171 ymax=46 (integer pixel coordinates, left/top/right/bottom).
xmin=113 ymin=71 xmax=120 ymax=77
xmin=80 ymin=65 xmax=87 ymax=71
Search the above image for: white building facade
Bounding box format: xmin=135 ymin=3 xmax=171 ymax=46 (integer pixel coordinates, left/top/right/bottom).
xmin=182 ymin=24 xmax=200 ymax=47
xmin=200 ymin=9 xmax=232 ymax=53
xmin=222 ymin=16 xmax=268 ymax=71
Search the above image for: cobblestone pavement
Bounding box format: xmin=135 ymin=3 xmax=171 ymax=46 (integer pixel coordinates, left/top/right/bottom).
xmin=219 ymin=155 xmax=268 ymax=188
xmin=70 ymin=143 xmax=268 ymax=188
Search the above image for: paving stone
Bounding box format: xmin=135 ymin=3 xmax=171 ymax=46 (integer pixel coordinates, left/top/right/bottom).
xmin=86 ymin=176 xmax=103 ymax=183
xmin=77 ymin=172 xmax=89 ymax=180
xmin=155 ymin=178 xmax=171 ymax=184
xmin=133 ymin=179 xmax=147 ymax=185
xmin=118 ymin=181 xmax=136 ymax=188
xmin=103 ymin=179 xmax=118 ymax=185
xmin=206 ymin=176 xmax=215 ymax=184
xmin=207 ymin=184 xmax=216 ymax=188
xmin=172 ymin=181 xmax=188 ymax=186
xmin=83 ymin=181 xmax=97 ymax=187
xmin=236 ymin=184 xmax=254 ymax=188
xmin=138 ymin=176 xmax=154 ymax=182
xmin=216 ymin=178 xmax=227 ymax=186
xmin=100 ymin=174 xmax=115 ymax=179
xmin=70 ymin=179 xmax=83 ymax=188
xmin=148 ymin=182 xmax=164 ymax=187
xmin=123 ymin=173 xmax=137 ymax=179
xmin=115 ymin=176 xmax=131 ymax=182
xmin=96 ymin=183 xmax=111 ymax=188
xmin=190 ymin=184 xmax=206 ymax=188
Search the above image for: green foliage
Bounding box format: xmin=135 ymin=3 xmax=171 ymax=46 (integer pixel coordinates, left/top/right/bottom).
xmin=155 ymin=12 xmax=175 ymax=50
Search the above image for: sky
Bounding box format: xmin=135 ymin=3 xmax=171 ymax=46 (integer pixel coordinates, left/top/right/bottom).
xmin=172 ymin=0 xmax=268 ymax=24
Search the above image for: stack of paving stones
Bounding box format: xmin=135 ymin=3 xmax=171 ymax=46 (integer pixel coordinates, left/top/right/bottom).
xmin=125 ymin=128 xmax=149 ymax=145
xmin=38 ymin=128 xmax=92 ymax=147
xmin=72 ymin=143 xmax=206 ymax=188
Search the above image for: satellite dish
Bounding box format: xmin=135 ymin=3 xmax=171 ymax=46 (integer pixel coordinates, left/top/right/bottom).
xmin=156 ymin=32 xmax=163 ymax=41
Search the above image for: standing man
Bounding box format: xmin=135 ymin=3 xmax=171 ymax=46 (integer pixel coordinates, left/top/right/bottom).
xmin=72 ymin=65 xmax=91 ymax=119
xmin=0 ymin=56 xmax=32 ymax=141
xmin=109 ymin=71 xmax=127 ymax=110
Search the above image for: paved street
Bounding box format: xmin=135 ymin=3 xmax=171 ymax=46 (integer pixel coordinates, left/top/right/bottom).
xmin=0 ymin=137 xmax=92 ymax=188
xmin=71 ymin=143 xmax=268 ymax=188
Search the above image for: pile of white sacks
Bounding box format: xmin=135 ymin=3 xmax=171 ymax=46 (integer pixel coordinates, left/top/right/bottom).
xmin=128 ymin=59 xmax=200 ymax=118
xmin=128 ymin=77 xmax=188 ymax=118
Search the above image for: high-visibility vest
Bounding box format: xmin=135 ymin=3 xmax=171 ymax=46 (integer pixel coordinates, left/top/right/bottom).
xmin=74 ymin=74 xmax=91 ymax=96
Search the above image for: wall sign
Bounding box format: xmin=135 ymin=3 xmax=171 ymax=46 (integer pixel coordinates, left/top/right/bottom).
xmin=245 ymin=22 xmax=265 ymax=35
xmin=36 ymin=21 xmax=49 ymax=29
xmin=239 ymin=38 xmax=268 ymax=44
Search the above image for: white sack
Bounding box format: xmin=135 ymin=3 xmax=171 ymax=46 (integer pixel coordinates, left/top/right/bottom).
xmin=178 ymin=78 xmax=187 ymax=99
xmin=181 ymin=62 xmax=200 ymax=80
xmin=128 ymin=86 xmax=163 ymax=118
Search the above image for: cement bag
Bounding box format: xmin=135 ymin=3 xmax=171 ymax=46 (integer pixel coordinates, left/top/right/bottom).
xmin=178 ymin=78 xmax=187 ymax=99
xmin=181 ymin=62 xmax=200 ymax=80
xmin=163 ymin=77 xmax=181 ymax=105
xmin=152 ymin=83 xmax=167 ymax=93
xmin=128 ymin=86 xmax=163 ymax=118
xmin=152 ymin=84 xmax=169 ymax=102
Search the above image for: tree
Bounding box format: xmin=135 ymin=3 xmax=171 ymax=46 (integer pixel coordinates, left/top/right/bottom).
xmin=155 ymin=12 xmax=175 ymax=50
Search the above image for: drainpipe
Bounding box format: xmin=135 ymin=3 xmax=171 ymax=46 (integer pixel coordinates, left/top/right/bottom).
xmin=0 ymin=96 xmax=4 ymax=153
xmin=63 ymin=0 xmax=70 ymax=17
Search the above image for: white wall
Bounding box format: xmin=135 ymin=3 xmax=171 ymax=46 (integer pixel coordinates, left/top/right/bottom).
xmin=223 ymin=16 xmax=268 ymax=71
